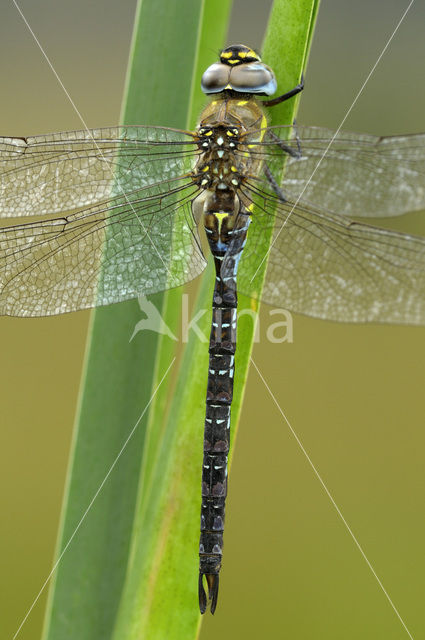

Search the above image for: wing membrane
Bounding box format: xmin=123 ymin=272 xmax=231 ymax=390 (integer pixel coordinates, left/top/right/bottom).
xmin=2 ymin=122 xmax=425 ymax=321
xmin=0 ymin=126 xmax=198 ymax=217
xmin=237 ymin=184 xmax=425 ymax=325
xmin=242 ymin=125 xmax=425 ymax=218
xmin=0 ymin=178 xmax=205 ymax=316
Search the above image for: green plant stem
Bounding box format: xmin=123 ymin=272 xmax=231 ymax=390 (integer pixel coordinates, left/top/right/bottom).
xmin=41 ymin=2 xmax=215 ymax=639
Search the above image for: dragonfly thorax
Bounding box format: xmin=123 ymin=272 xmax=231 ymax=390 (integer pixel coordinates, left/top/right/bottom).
xmin=194 ymin=125 xmax=244 ymax=191
xmin=196 ymin=124 xmax=240 ymax=151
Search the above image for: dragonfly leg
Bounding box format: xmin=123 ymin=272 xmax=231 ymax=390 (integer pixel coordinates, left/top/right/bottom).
xmin=262 ymin=72 xmax=304 ymax=107
xmin=293 ymin=119 xmax=302 ymax=155
xmin=264 ymin=162 xmax=288 ymax=202
xmin=267 ymin=124 xmax=302 ymax=159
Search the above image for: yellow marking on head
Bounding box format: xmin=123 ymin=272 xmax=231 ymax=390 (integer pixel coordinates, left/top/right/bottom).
xmin=231 ymin=165 xmax=237 ymax=172
xmin=237 ymin=100 xmax=248 ymax=106
xmin=221 ymin=51 xmax=232 ymax=59
xmin=205 ymin=130 xmax=213 ymax=136
xmin=202 ymin=165 xmax=209 ymax=172
xmin=247 ymin=49 xmax=259 ymax=59
xmin=226 ymin=130 xmax=234 ymax=136
xmin=228 ymin=59 xmax=239 ymax=65
xmin=238 ymin=51 xmax=247 ymax=58
xmin=224 ymin=84 xmax=232 ymax=89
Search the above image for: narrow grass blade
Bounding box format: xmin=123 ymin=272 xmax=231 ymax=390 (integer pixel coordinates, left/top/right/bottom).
xmin=110 ymin=2 xmax=233 ymax=638
xmin=41 ymin=2 xmax=208 ymax=639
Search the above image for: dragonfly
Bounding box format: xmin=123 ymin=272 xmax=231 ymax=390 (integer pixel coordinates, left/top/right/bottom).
xmin=1 ymin=43 xmax=425 ymax=614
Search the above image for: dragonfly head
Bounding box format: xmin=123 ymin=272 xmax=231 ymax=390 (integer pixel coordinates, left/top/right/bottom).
xmin=201 ymin=43 xmax=277 ymax=97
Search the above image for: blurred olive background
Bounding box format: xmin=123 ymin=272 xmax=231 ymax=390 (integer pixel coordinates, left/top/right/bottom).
xmin=1 ymin=1 xmax=424 ymax=639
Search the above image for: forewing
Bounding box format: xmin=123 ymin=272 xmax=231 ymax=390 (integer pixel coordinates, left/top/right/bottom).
xmin=237 ymin=185 xmax=425 ymax=325
xmin=243 ymin=125 xmax=425 ymax=218
xmin=0 ymin=126 xmax=198 ymax=217
xmin=0 ymin=178 xmax=206 ymax=316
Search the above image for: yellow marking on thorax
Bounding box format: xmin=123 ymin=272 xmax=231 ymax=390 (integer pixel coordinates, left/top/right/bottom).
xmin=248 ymin=113 xmax=268 ymax=148
xmin=213 ymin=212 xmax=228 ymax=234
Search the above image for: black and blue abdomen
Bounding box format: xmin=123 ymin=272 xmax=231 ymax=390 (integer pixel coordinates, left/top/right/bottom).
xmin=194 ymin=90 xmax=267 ymax=613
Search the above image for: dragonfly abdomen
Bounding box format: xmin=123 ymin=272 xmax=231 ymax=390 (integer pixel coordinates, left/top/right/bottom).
xmin=199 ymin=189 xmax=250 ymax=613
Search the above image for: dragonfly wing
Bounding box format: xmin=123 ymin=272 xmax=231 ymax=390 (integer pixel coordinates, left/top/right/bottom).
xmin=245 ymin=125 xmax=425 ymax=218
xmin=0 ymin=178 xmax=206 ymax=316
xmin=0 ymin=126 xmax=198 ymax=217
xmin=237 ymin=187 xmax=425 ymax=325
